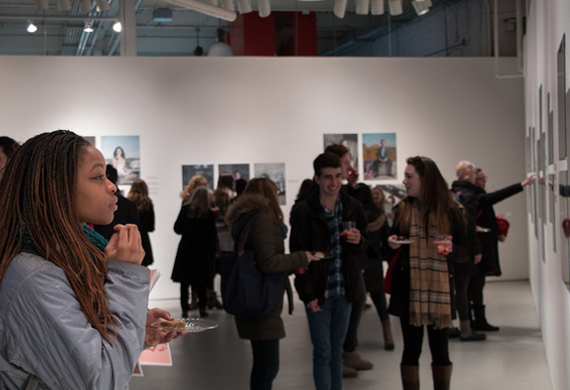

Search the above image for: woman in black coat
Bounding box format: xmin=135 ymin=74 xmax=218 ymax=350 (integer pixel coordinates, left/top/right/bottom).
xmin=172 ymin=187 xmax=217 ymax=317
xmin=387 ymin=156 xmax=468 ymax=390
xmin=128 ymin=179 xmax=155 ymax=267
xmin=469 ymin=169 xmax=534 ymax=331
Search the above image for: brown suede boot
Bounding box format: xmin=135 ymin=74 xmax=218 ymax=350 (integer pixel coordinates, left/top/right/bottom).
xmin=342 ymin=365 xmax=358 ymax=378
xmin=343 ymin=351 xmax=373 ymax=370
xmin=432 ymin=364 xmax=452 ymax=390
xmin=400 ymin=365 xmax=419 ymax=390
xmin=382 ymin=320 xmax=395 ymax=350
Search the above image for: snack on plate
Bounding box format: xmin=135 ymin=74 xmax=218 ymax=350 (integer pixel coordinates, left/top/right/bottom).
xmin=160 ymin=320 xmax=186 ymax=332
xmin=313 ymin=251 xmax=325 ymax=259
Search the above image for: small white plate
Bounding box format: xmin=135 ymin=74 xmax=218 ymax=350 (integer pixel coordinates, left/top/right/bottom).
xmin=152 ymin=318 xmax=219 ymax=333
xmin=389 ymin=239 xmax=414 ymax=244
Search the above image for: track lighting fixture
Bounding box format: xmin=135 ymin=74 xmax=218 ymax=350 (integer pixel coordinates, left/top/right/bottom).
xmin=412 ymin=0 xmax=432 ymax=15
xmin=237 ymin=0 xmax=253 ymax=14
xmin=112 ymin=22 xmax=122 ymax=33
xmin=258 ymin=0 xmax=271 ymax=17
xmin=79 ymin=0 xmax=92 ymax=14
xmin=27 ymin=21 xmax=38 ymax=34
xmin=388 ymin=0 xmax=403 ymax=15
xmin=355 ymin=0 xmax=370 ymax=15
xmin=333 ymin=0 xmax=347 ymax=18
xmin=57 ymin=0 xmax=72 ymax=11
xmin=84 ymin=23 xmax=94 ymax=33
xmin=370 ymin=0 xmax=384 ymax=15
xmin=35 ymin=0 xmax=48 ymax=10
xmin=96 ymin=0 xmax=110 ymax=12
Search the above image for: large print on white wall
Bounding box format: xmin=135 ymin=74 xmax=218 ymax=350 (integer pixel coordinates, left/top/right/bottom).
xmin=324 ymin=134 xmax=358 ymax=176
xmin=182 ymin=165 xmax=214 ymax=190
xmin=254 ymin=163 xmax=286 ymax=205
xmin=362 ymin=133 xmax=397 ymax=180
xmin=100 ymin=135 xmax=140 ymax=185
xmin=219 ymin=164 xmax=250 ymax=182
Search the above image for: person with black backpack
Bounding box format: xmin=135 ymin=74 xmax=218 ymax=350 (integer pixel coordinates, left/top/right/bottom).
xmin=225 ymin=177 xmax=319 ymax=390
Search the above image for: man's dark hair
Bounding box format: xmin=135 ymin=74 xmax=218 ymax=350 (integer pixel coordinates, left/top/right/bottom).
xmin=313 ymin=152 xmax=341 ymax=177
xmin=106 ymin=164 xmax=118 ymax=185
xmin=324 ymin=143 xmax=349 ymax=159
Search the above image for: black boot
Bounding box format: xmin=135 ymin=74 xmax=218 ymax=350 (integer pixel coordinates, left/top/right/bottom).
xmin=473 ymin=305 xmax=499 ymax=331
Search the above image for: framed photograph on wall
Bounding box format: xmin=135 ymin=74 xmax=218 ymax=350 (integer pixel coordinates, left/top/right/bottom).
xmin=100 ymin=135 xmax=141 ymax=185
xmin=558 ymin=170 xmax=569 ymax=290
xmin=549 ymin=173 xmax=556 ymax=253
xmin=362 ymin=133 xmax=397 ymax=180
xmin=532 ymin=127 xmax=538 ymax=238
xmin=254 ymin=163 xmax=286 ymax=205
xmin=182 ymin=165 xmax=214 ymax=190
xmin=218 ymin=164 xmax=250 ymax=183
xmin=548 ymin=93 xmax=554 ymax=165
xmin=558 ymin=35 xmax=567 ymax=161
xmin=324 ymin=133 xmax=358 ymax=175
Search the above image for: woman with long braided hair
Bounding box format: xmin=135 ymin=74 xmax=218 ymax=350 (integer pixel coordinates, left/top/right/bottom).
xmin=0 ymin=130 xmax=180 ymax=389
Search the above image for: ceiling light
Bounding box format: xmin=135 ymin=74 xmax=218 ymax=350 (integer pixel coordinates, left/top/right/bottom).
xmin=355 ymin=0 xmax=370 ymax=15
xmin=258 ymin=0 xmax=271 ymax=17
xmin=27 ymin=21 xmax=38 ymax=34
xmin=333 ymin=0 xmax=347 ymax=18
xmin=84 ymin=23 xmax=94 ymax=33
xmin=370 ymin=0 xmax=384 ymax=15
xmin=162 ymin=0 xmax=238 ymax=21
xmin=388 ymin=0 xmax=402 ymax=15
xmin=35 ymin=0 xmax=49 ymax=10
xmin=112 ymin=22 xmax=122 ymax=33
xmin=208 ymin=29 xmax=233 ymax=56
xmin=57 ymin=0 xmax=71 ymax=11
xmin=412 ymin=0 xmax=431 ymax=15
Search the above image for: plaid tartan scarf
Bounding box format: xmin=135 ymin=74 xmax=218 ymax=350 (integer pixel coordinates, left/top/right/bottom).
xmin=408 ymin=203 xmax=452 ymax=329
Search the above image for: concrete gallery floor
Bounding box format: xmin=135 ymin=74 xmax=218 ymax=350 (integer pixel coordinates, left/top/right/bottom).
xmin=130 ymin=281 xmax=552 ymax=390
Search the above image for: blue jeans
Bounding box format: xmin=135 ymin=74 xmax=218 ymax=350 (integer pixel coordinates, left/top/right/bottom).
xmin=250 ymin=339 xmax=280 ymax=390
xmin=305 ymin=296 xmax=352 ymax=390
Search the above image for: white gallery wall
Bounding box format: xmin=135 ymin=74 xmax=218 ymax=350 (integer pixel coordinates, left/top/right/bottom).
xmin=0 ymin=56 xmax=526 ymax=303
xmin=525 ymin=1 xmax=570 ymax=390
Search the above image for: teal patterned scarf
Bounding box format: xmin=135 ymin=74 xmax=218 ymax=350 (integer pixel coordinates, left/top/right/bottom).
xmin=22 ymin=224 xmax=108 ymax=252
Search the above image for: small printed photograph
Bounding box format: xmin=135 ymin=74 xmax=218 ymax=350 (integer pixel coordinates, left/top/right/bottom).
xmin=254 ymin=163 xmax=286 ymax=205
xmin=362 ymin=133 xmax=397 ymax=180
xmin=219 ymin=164 xmax=250 ymax=182
xmin=182 ymin=165 xmax=214 ymax=190
xmin=323 ymin=134 xmax=358 ymax=175
xmin=100 ymin=135 xmax=141 ymax=185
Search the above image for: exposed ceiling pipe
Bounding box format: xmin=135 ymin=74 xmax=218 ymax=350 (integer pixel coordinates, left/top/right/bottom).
xmin=0 ymin=14 xmax=119 ymax=21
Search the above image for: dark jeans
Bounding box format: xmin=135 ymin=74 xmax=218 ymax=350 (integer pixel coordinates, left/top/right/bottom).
xmin=453 ymin=262 xmax=472 ymax=321
xmin=343 ymin=271 xmax=366 ymax=352
xmin=305 ymin=296 xmax=352 ymax=390
xmin=468 ymin=272 xmax=486 ymax=307
xmin=399 ymin=318 xmax=451 ymax=366
xmin=250 ymin=340 xmax=280 ymax=390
